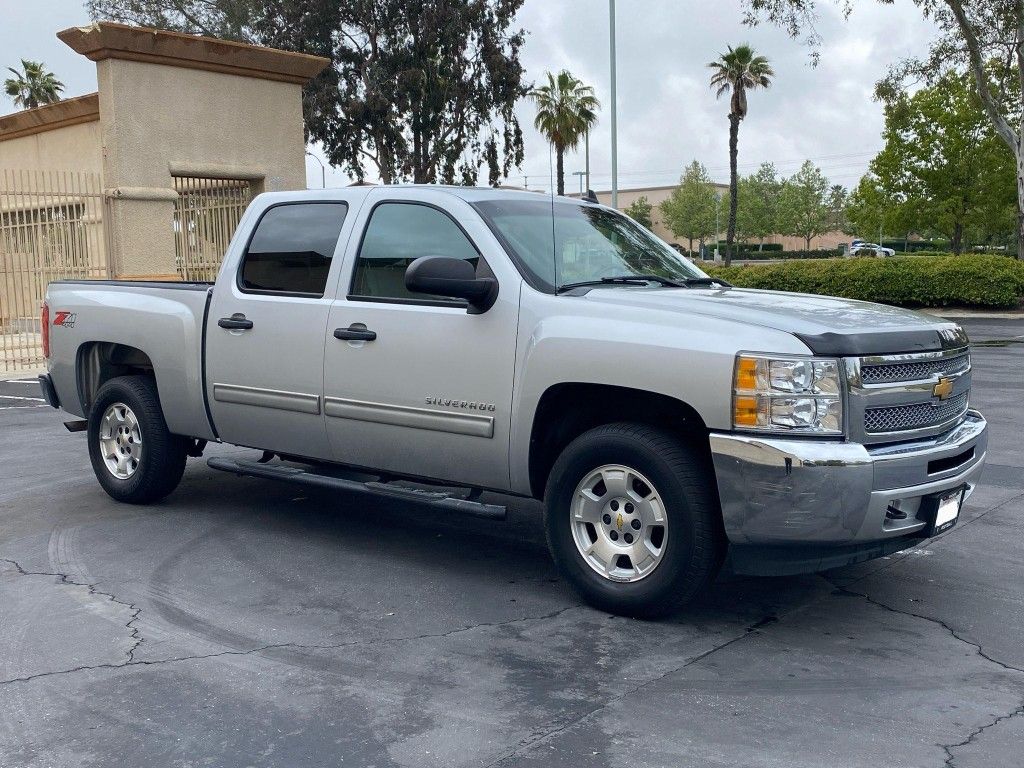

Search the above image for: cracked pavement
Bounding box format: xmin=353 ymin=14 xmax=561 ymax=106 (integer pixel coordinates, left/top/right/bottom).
xmin=1 ymin=316 xmax=1022 ymax=768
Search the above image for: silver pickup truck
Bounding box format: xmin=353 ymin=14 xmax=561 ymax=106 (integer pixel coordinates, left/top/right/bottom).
xmin=40 ymin=186 xmax=987 ymax=616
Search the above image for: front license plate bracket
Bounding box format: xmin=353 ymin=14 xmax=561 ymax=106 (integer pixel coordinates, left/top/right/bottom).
xmin=917 ymin=485 xmax=966 ymax=537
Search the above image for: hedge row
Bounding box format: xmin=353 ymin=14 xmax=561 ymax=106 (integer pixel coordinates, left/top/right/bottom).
xmin=703 ymin=255 xmax=1024 ymax=308
xmin=731 ymin=249 xmax=840 ymax=261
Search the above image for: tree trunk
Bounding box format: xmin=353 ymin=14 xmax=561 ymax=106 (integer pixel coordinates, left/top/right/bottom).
xmin=1017 ymin=145 xmax=1024 ymax=258
xmin=688 ymin=236 xmax=694 ymax=253
xmin=726 ymin=113 xmax=740 ymax=267
xmin=952 ymin=222 xmax=964 ymax=255
xmin=556 ymin=146 xmax=565 ymax=197
xmin=805 ymin=235 xmax=811 ymax=251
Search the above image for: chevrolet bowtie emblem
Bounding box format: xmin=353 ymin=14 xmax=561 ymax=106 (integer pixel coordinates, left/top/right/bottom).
xmin=933 ymin=377 xmax=954 ymax=400
xmin=616 ymin=513 xmax=624 ymax=530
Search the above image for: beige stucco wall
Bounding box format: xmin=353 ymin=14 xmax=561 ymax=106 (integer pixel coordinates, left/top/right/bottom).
xmin=97 ymin=58 xmax=307 ymax=277
xmin=0 ymin=120 xmax=102 ymax=176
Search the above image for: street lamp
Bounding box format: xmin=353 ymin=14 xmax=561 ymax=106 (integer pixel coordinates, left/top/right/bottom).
xmin=572 ymin=170 xmax=586 ymax=195
xmin=305 ymin=151 xmax=326 ymax=189
xmin=609 ymin=0 xmax=618 ymax=209
xmin=714 ymin=191 xmax=722 ymax=262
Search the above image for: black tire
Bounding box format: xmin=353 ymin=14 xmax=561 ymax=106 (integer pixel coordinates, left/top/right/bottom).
xmin=87 ymin=375 xmax=188 ymax=504
xmin=544 ymin=422 xmax=725 ymax=618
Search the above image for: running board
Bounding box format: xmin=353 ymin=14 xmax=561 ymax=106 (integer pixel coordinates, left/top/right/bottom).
xmin=207 ymin=457 xmax=506 ymax=520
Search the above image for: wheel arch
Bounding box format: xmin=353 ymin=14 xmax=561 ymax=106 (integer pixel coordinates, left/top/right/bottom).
xmin=76 ymin=341 xmax=156 ymax=418
xmin=526 ymin=382 xmax=714 ymax=499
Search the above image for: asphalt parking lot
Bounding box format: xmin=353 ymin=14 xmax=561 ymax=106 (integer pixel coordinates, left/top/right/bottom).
xmin=1 ymin=317 xmax=1021 ymax=768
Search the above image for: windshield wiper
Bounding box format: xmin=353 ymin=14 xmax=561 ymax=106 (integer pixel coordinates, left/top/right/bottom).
xmin=555 ymin=274 xmax=731 ymax=294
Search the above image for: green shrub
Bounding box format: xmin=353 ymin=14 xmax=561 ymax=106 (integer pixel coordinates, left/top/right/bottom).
xmin=704 ymin=255 xmax=1024 ymax=309
xmin=735 ymin=249 xmax=840 ymax=261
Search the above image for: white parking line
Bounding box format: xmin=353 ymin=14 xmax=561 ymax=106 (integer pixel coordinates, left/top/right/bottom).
xmin=0 ymin=405 xmax=46 ymax=410
xmin=2 ymin=379 xmax=39 ymax=384
xmin=0 ymin=395 xmax=45 ymax=402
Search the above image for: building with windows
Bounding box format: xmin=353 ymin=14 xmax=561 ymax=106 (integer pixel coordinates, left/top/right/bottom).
xmin=583 ymin=184 xmax=846 ymax=253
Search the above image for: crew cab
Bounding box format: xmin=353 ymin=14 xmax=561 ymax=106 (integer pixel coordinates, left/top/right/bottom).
xmin=40 ymin=186 xmax=988 ymax=616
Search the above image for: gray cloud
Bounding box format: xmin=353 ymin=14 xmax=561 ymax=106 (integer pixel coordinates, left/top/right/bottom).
xmin=1 ymin=0 xmax=939 ymax=191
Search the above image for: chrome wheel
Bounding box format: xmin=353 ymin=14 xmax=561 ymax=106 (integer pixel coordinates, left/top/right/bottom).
xmin=570 ymin=464 xmax=669 ymax=583
xmin=98 ymin=402 xmax=143 ymax=480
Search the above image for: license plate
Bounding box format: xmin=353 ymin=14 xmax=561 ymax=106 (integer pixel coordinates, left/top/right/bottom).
xmin=930 ymin=487 xmax=965 ymax=535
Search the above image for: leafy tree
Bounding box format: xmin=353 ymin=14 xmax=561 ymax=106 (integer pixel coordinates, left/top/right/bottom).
xmin=741 ymin=0 xmax=1024 ymax=258
xmin=530 ymin=70 xmax=600 ymax=196
xmin=707 ymin=44 xmax=774 ymax=265
xmin=826 ymin=184 xmax=848 ymax=234
xmin=88 ymin=0 xmax=528 ymax=185
xmin=735 ymin=162 xmax=780 ymax=249
xmin=845 ymin=174 xmax=896 ymax=242
xmin=660 ymin=161 xmax=721 ymax=254
xmin=4 ymin=60 xmax=63 ymax=110
xmin=777 ymin=160 xmax=832 ymax=250
xmin=624 ymin=196 xmax=653 ymax=229
xmin=870 ymin=73 xmax=1017 ymax=253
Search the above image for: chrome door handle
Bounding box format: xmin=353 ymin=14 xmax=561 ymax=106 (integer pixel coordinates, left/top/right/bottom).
xmin=334 ymin=325 xmax=377 ymax=341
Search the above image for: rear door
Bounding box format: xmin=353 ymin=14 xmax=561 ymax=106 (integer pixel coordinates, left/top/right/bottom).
xmin=205 ymin=196 xmax=358 ymax=458
xmin=322 ymin=188 xmax=521 ymax=490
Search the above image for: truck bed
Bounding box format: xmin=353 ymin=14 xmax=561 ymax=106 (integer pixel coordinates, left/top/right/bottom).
xmin=45 ymin=279 xmax=216 ymax=440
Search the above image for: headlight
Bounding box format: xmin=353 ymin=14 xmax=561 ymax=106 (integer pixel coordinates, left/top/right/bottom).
xmin=733 ymin=354 xmax=844 ymax=434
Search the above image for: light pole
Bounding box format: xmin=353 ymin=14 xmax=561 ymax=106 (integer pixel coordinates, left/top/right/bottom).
xmin=609 ymin=0 xmax=618 ymax=209
xmin=585 ymin=129 xmax=590 ymax=194
xmin=714 ymin=192 xmax=722 ymax=262
xmin=572 ymin=170 xmax=586 ymax=195
xmin=305 ymin=151 xmax=326 ymax=189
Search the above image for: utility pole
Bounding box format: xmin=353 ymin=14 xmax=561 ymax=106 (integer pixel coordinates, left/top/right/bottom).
xmin=609 ymin=0 xmax=618 ymax=209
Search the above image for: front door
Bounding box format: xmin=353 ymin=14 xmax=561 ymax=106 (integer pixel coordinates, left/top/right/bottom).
xmin=323 ymin=191 xmax=520 ymax=490
xmin=205 ymin=199 xmax=353 ymax=459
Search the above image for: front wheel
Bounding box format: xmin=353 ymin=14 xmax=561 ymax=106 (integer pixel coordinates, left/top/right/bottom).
xmin=544 ymin=423 xmax=724 ymax=618
xmin=87 ymin=375 xmax=188 ymax=504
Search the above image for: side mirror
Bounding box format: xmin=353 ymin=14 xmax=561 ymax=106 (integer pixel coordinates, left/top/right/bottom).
xmin=405 ymin=256 xmax=498 ymax=314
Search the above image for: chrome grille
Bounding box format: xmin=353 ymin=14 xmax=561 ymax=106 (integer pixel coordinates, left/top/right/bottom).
xmin=864 ymin=392 xmax=969 ymax=434
xmin=861 ymin=352 xmax=970 ymax=384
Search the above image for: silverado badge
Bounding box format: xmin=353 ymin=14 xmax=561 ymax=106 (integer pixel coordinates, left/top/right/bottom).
xmin=932 ymin=377 xmax=954 ymax=401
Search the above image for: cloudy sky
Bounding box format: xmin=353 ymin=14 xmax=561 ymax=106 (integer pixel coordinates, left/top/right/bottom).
xmin=2 ymin=0 xmax=938 ymax=192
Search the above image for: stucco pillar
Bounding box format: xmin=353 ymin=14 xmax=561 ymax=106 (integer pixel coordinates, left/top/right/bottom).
xmin=59 ymin=22 xmax=329 ymax=280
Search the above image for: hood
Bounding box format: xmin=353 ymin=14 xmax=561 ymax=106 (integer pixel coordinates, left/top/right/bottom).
xmin=580 ymin=286 xmax=967 ymax=356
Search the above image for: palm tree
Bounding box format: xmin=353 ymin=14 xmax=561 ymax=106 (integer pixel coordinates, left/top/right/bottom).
xmin=531 ymin=71 xmax=600 ymax=196
xmin=708 ymin=45 xmax=773 ymax=265
xmin=4 ymin=60 xmax=64 ymax=110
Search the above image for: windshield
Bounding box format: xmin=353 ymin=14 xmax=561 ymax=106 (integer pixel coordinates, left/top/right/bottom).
xmin=472 ymin=199 xmax=707 ymax=292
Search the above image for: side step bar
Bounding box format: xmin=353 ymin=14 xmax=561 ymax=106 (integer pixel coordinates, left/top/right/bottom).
xmin=207 ymin=457 xmax=506 ymax=520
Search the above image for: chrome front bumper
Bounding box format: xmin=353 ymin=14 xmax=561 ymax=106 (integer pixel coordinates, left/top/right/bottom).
xmin=709 ymin=410 xmax=988 ymax=550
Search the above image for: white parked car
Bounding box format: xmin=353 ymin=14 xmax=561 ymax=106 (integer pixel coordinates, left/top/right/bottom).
xmin=850 ymin=240 xmax=896 ymax=257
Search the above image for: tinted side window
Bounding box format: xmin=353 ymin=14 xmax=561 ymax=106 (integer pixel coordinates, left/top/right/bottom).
xmin=240 ymin=203 xmax=348 ymax=296
xmin=351 ymin=203 xmax=479 ymax=301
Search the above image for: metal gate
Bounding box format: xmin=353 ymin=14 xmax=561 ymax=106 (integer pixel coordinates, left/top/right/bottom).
xmin=0 ymin=169 xmax=109 ymax=373
xmin=173 ymin=176 xmax=252 ymax=282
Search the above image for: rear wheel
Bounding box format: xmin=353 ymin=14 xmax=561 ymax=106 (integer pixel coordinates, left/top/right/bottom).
xmin=544 ymin=422 xmax=724 ymax=618
xmin=88 ymin=376 xmax=188 ymax=504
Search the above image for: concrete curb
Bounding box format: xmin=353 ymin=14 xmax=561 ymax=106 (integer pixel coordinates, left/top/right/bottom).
xmin=921 ymin=309 xmax=1024 ymax=320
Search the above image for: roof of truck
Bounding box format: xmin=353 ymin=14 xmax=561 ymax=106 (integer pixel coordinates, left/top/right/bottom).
xmin=262 ymin=185 xmax=597 ymax=207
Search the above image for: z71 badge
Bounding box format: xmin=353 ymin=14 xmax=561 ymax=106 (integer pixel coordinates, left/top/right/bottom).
xmin=53 ymin=311 xmax=77 ymax=328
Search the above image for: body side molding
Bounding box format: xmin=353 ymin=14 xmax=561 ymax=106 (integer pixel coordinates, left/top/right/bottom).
xmin=324 ymin=397 xmax=494 ymax=438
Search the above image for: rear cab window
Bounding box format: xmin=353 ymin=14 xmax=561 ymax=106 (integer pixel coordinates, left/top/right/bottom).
xmin=239 ymin=202 xmax=348 ymax=297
